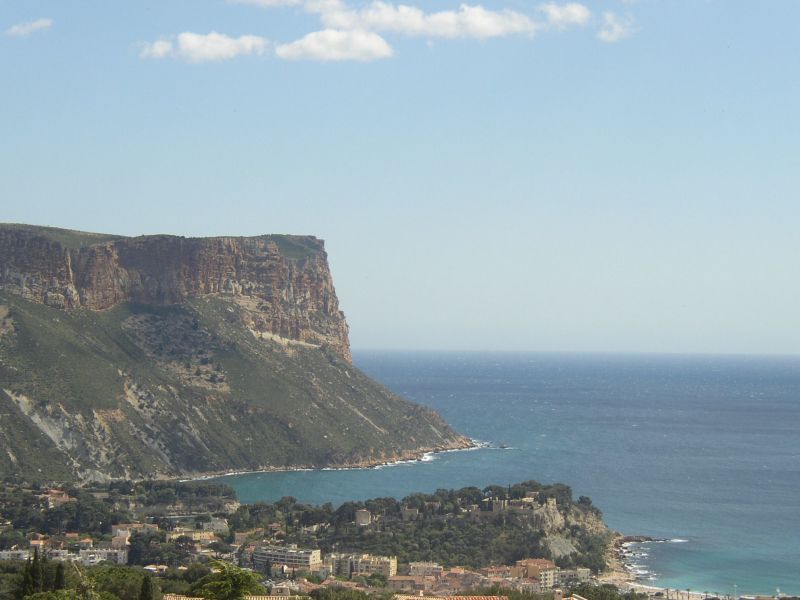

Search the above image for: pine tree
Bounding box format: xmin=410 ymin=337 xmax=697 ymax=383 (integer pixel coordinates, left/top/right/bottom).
xmin=41 ymin=550 xmax=52 ymax=591
xmin=193 ymin=560 xmax=266 ymax=600
xmin=17 ymin=557 xmax=35 ymax=598
xmin=54 ymin=562 xmax=66 ymax=591
xmin=31 ymin=548 xmax=44 ymax=593
xmin=139 ymin=574 xmax=156 ymax=600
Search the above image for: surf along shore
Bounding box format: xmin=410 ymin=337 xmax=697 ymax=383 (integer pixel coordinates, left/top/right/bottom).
xmin=181 ymin=439 xmax=487 ymax=482
xmin=600 ymin=535 xmax=751 ymax=600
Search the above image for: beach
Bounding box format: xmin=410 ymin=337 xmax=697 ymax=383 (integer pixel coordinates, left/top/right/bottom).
xmin=601 ymin=536 xmax=762 ymax=600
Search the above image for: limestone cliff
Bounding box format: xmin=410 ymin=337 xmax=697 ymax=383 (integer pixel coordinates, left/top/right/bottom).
xmin=0 ymin=225 xmax=350 ymax=361
xmin=0 ymin=224 xmax=471 ymax=482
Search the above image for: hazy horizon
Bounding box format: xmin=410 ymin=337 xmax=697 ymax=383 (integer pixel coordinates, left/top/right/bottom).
xmin=3 ymin=1 xmax=799 ymax=355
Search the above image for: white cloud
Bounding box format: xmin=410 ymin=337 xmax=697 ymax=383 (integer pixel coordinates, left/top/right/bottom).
xmin=140 ymin=39 xmax=174 ymax=59
xmin=140 ymin=31 xmax=269 ymax=62
xmin=177 ymin=32 xmax=269 ymax=61
xmin=597 ymin=11 xmax=634 ymax=42
xmin=275 ymin=28 xmax=393 ymax=61
xmin=538 ymin=3 xmax=590 ymax=29
xmin=309 ymin=0 xmax=538 ymax=39
xmin=227 ymin=0 xmax=302 ymax=7
xmin=5 ymin=18 xmax=53 ymax=37
xmin=140 ymin=0 xmax=620 ymax=65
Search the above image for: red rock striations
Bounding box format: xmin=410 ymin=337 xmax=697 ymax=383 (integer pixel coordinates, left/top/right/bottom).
xmin=0 ymin=226 xmax=351 ymax=361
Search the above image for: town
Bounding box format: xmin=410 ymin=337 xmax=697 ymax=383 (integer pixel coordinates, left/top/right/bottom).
xmin=0 ymin=479 xmax=617 ymax=599
xmin=3 ymin=480 xmax=791 ymax=600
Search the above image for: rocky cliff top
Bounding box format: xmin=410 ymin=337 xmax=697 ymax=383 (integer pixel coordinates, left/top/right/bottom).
xmin=0 ymin=223 xmax=350 ymax=361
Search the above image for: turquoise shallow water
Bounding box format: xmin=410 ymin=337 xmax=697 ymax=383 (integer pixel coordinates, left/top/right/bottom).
xmin=216 ymin=351 xmax=800 ymax=596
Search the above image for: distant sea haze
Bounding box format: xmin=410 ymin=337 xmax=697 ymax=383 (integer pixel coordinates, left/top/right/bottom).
xmin=217 ymin=351 xmax=800 ymax=597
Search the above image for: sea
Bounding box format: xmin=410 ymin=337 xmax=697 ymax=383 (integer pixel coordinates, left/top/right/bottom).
xmin=215 ymin=351 xmax=800 ymax=597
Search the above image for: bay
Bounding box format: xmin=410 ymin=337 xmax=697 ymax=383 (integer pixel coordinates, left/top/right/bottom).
xmin=216 ymin=351 xmax=800 ymax=597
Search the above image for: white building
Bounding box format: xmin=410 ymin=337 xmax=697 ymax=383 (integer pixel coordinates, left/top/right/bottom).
xmin=408 ymin=562 xmax=444 ymax=577
xmin=324 ymin=553 xmax=397 ymax=578
xmin=79 ymin=548 xmax=128 ymax=566
xmin=252 ymin=545 xmax=322 ymax=574
xmin=0 ymin=550 xmax=30 ymax=561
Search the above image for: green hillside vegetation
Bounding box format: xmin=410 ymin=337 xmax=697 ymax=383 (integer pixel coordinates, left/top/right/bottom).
xmin=230 ymin=481 xmax=612 ymax=572
xmin=0 ymin=291 xmax=463 ymax=482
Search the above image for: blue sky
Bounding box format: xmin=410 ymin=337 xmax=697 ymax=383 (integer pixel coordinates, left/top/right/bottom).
xmin=2 ymin=1 xmax=799 ymax=354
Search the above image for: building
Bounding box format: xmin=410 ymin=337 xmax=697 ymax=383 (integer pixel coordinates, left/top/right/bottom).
xmin=387 ymin=575 xmax=437 ymax=592
xmin=111 ymin=535 xmax=130 ymax=549
xmin=352 ymin=554 xmax=396 ymax=578
xmin=0 ymin=550 xmax=30 ymax=561
xmin=354 ymin=509 xmax=371 ymax=527
xmin=560 ymin=568 xmax=591 ymax=584
xmin=480 ymin=497 xmax=508 ymax=513
xmin=440 ymin=567 xmax=488 ymax=592
xmin=79 ymin=548 xmax=128 ymax=566
xmin=324 ymin=553 xmax=397 ymax=578
xmin=512 ymin=559 xmax=560 ymax=589
xmin=252 ymin=545 xmax=322 ymax=574
xmin=112 ymin=523 xmax=159 ymax=537
xmin=202 ymin=518 xmax=230 ymax=534
xmin=400 ymin=507 xmax=419 ymax=521
xmin=167 ymin=529 xmax=217 ymax=544
xmin=38 ymin=489 xmax=76 ymax=509
xmin=409 ymin=562 xmax=444 ymax=577
xmin=144 ymin=565 xmax=170 ymax=575
xmin=512 ymin=579 xmax=542 ymax=593
xmin=508 ymin=493 xmax=539 ymax=512
xmin=478 ymin=566 xmax=512 ymax=578
xmin=271 ymin=583 xmax=294 ymax=596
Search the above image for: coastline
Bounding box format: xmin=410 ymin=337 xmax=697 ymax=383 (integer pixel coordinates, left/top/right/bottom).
xmin=599 ymin=533 xmax=638 ymax=588
xmin=179 ymin=438 xmax=487 ymax=482
xmin=601 ymin=535 xmax=788 ymax=600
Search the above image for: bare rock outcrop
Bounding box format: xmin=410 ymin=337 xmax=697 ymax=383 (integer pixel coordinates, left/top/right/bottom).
xmin=0 ymin=225 xmax=351 ymax=361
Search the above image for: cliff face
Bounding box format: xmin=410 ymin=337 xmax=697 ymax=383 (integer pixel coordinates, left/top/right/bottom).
xmin=0 ymin=226 xmax=350 ymax=361
xmin=0 ymin=224 xmax=470 ymax=482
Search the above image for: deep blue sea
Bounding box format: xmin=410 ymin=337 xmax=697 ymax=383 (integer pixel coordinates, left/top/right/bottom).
xmin=216 ymin=351 xmax=800 ymax=597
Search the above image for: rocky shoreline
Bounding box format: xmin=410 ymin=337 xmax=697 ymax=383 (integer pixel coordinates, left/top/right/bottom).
xmin=180 ymin=437 xmax=483 ymax=482
xmin=600 ymin=535 xmax=787 ymax=599
xmin=601 ymin=534 xmax=687 ymax=590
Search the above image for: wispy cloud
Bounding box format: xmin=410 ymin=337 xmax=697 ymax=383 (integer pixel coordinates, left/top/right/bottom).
xmin=140 ymin=32 xmax=269 ymax=62
xmin=140 ymin=0 xmax=616 ymax=65
xmin=597 ymin=11 xmax=635 ymax=43
xmin=538 ymin=3 xmax=590 ymax=30
xmin=309 ymin=0 xmax=539 ymax=39
xmin=276 ymin=28 xmax=393 ymax=61
xmin=5 ymin=18 xmax=53 ymax=38
xmin=140 ymin=39 xmax=174 ymax=59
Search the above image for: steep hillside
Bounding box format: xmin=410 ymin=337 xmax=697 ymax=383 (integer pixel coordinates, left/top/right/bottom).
xmin=0 ymin=224 xmax=471 ymax=482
